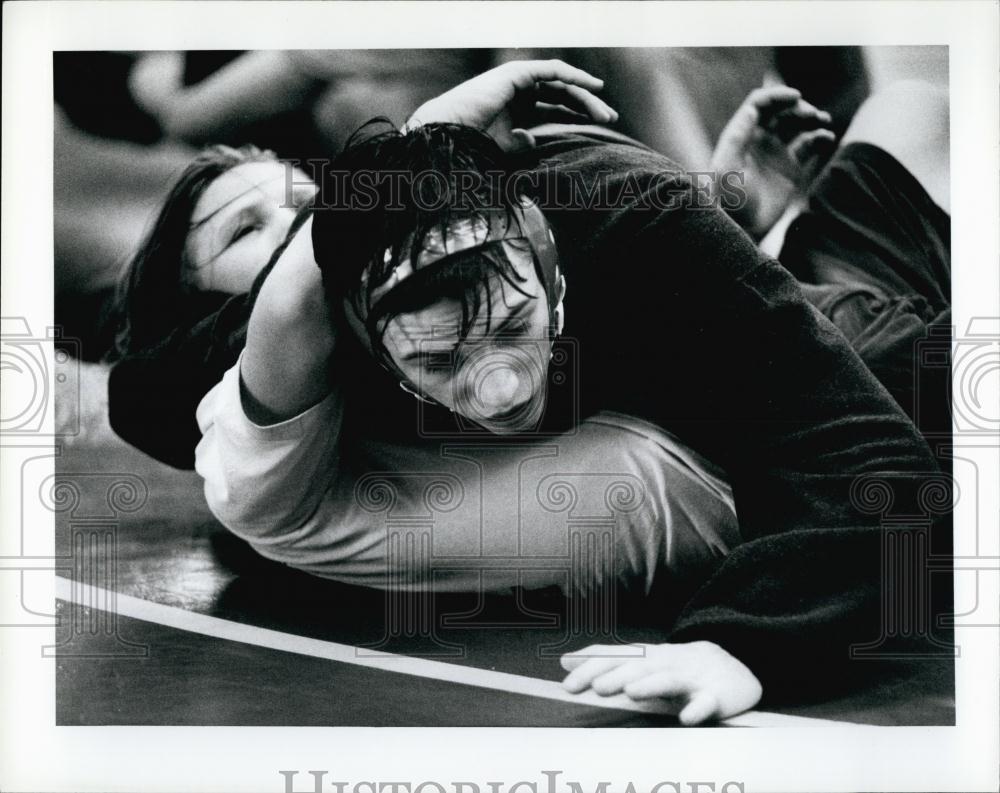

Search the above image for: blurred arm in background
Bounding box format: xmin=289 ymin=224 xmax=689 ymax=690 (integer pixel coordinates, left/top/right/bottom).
xmin=128 ymin=49 xmax=495 ymax=157
xmin=128 ymin=51 xmax=319 ymax=144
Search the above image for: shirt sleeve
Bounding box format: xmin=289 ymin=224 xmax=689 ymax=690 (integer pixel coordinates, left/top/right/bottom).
xmin=194 ymin=354 xmax=345 ymax=548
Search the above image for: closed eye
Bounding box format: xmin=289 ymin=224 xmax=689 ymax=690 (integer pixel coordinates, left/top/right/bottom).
xmin=229 ymin=224 xmax=258 ymax=245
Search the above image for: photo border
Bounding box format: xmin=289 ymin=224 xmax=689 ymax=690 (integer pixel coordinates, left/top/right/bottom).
xmin=2 ymin=2 xmax=998 ymax=791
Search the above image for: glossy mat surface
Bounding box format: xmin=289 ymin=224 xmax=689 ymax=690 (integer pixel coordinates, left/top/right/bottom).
xmin=53 ymin=439 xmax=954 ymax=727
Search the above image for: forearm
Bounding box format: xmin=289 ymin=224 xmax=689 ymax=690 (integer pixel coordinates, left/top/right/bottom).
xmin=151 ymin=51 xmax=316 ymax=142
xmin=239 ymin=216 xmax=337 ymax=424
xmin=194 ymin=241 xmax=346 ymax=545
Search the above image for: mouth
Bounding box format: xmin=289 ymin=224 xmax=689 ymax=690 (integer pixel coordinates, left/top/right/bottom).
xmin=472 ymin=391 xmax=548 ymax=434
xmin=482 ymin=402 xmax=531 ymax=423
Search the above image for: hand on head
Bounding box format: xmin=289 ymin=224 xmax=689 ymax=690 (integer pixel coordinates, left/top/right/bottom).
xmin=406 ymin=59 xmax=619 ymax=151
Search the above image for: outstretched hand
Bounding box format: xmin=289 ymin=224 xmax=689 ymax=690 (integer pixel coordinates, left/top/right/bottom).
xmin=711 ymin=85 xmax=837 ymax=239
xmin=405 ymin=59 xmax=619 ymax=151
xmin=561 ymin=640 xmax=763 ymax=725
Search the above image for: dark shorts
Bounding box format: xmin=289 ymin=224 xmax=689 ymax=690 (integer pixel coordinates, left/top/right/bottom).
xmin=779 ymin=142 xmax=952 ymax=447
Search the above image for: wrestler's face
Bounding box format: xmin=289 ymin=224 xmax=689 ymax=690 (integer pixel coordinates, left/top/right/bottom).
xmin=378 ymin=229 xmax=561 ymax=435
xmin=185 ymin=161 xmax=316 ymax=294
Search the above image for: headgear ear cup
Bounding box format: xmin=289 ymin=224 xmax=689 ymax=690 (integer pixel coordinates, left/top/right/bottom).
xmin=514 ymin=199 xmax=562 ymax=310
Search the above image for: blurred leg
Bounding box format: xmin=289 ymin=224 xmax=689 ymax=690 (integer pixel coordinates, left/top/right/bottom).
xmin=776 ymin=82 xmax=952 ymax=454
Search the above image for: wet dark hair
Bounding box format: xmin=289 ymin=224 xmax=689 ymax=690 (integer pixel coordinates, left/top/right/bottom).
xmin=108 ymin=143 xmax=276 ymax=360
xmin=312 ymin=120 xmax=542 ymax=368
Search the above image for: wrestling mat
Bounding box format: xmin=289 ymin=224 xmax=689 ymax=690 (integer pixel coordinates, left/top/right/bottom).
xmin=51 ymin=437 xmax=954 ymax=728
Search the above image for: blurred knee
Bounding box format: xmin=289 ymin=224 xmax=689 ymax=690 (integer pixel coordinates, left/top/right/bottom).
xmin=872 ymin=80 xmax=947 ymax=132
xmin=844 ymin=80 xmax=949 ymax=151
xmin=842 ymin=79 xmax=949 ymax=210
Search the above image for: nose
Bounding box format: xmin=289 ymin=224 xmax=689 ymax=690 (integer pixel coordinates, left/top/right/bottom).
xmin=475 ymin=364 xmax=523 ymax=416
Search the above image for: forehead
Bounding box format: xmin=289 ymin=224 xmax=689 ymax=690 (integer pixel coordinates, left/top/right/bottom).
xmin=382 ymin=261 xmax=540 ymax=348
xmin=385 ymin=299 xmax=465 ymax=347
xmin=190 ymin=160 xmax=292 ymax=225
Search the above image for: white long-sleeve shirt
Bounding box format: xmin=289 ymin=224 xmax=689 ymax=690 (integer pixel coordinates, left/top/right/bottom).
xmin=195 ymin=357 xmax=740 ymax=597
